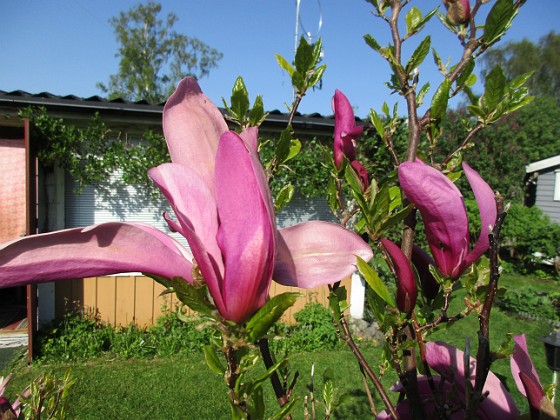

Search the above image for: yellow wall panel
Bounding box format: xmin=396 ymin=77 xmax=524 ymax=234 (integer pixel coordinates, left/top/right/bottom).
xmin=115 ymin=276 xmax=136 ymax=325
xmin=95 ymin=276 xmax=116 ymax=326
xmin=55 ymin=275 xmax=352 ymax=326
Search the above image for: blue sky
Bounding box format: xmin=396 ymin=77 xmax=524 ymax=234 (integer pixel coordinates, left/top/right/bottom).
xmin=1 ymin=1 xmax=558 ymax=118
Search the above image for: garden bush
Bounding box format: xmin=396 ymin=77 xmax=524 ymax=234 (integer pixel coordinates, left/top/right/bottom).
xmin=497 ymin=287 xmax=560 ymax=321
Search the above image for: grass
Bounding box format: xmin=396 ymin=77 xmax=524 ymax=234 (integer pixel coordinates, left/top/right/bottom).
xmin=1 ymin=273 xmax=558 ymax=418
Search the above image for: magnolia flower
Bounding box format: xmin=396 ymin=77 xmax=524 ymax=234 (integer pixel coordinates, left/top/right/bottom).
xmin=378 ymin=336 xmax=557 ymax=419
xmin=511 ymin=334 xmax=557 ymax=419
xmin=398 ymin=161 xmax=497 ymax=279
xmin=443 ymin=0 xmax=471 ymax=25
xmin=378 ymin=341 xmax=519 ymax=419
xmin=332 ymin=90 xmax=369 ymax=190
xmin=0 ymin=77 xmax=373 ymax=324
xmin=0 ymin=375 xmax=23 ymax=418
xmin=332 ymin=89 xmax=363 ymax=168
xmin=380 ymin=238 xmax=417 ymax=314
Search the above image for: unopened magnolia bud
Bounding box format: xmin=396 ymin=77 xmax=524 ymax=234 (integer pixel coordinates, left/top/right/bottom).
xmin=381 ymin=239 xmax=417 ymax=315
xmin=443 ymin=0 xmax=471 ymax=25
xmin=411 ymin=245 xmax=440 ymax=301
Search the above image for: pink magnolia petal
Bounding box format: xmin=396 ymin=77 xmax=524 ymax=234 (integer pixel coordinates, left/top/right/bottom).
xmin=148 ymin=163 xmax=227 ymax=314
xmin=162 ymin=77 xmax=228 ymax=189
xmin=239 ymin=126 xmax=259 ymax=154
xmin=463 ymin=162 xmax=497 ymax=266
xmin=148 ymin=163 xmax=223 ymax=275
xmin=381 ymin=238 xmax=417 ymax=314
xmin=399 ymin=161 xmax=469 ymax=278
xmin=511 ymin=334 xmax=541 ymax=397
xmin=426 ymin=341 xmax=519 ymax=418
xmin=214 ymin=132 xmax=275 ymax=323
xmin=273 ymin=221 xmax=373 ymax=288
xmin=519 ymin=371 xmax=546 ymax=418
xmin=0 ymin=223 xmax=193 ymax=288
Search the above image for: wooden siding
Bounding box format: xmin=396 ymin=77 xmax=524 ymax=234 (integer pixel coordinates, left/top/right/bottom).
xmin=535 ymin=169 xmax=560 ymax=223
xmin=55 ymin=275 xmax=351 ymax=326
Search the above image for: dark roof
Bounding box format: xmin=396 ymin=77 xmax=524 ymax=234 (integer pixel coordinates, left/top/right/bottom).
xmin=0 ymin=89 xmax=338 ymax=135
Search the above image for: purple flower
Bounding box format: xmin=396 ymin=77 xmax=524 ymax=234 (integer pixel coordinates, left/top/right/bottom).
xmin=378 ymin=341 xmax=519 ymax=419
xmin=398 ymin=160 xmax=497 ymax=279
xmin=381 ymin=238 xmax=417 ymax=314
xmin=332 ymin=89 xmax=363 ymax=169
xmin=332 ymin=90 xmax=369 ymax=191
xmin=443 ymin=0 xmax=471 ymax=25
xmin=0 ymin=77 xmax=373 ymax=323
xmin=511 ymin=334 xmax=557 ymax=419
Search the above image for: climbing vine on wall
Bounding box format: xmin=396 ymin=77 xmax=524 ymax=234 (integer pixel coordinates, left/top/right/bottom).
xmin=19 ymin=106 xmax=340 ymax=198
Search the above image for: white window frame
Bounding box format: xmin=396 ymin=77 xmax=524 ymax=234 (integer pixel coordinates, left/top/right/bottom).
xmin=554 ymin=170 xmax=560 ymax=201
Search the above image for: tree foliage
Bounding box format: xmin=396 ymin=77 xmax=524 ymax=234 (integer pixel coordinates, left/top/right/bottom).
xmin=97 ymin=2 xmax=223 ymax=103
xmin=435 ymin=96 xmax=560 ymax=202
xmin=480 ymin=31 xmax=560 ymax=103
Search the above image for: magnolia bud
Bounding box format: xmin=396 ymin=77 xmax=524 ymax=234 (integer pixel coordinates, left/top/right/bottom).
xmin=381 ymin=239 xmax=417 ymax=314
xmin=411 ymin=245 xmax=440 ymax=301
xmin=443 ymin=0 xmax=471 ymax=25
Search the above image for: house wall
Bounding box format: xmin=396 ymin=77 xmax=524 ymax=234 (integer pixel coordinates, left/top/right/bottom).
xmin=535 ymin=167 xmax=560 ymax=223
xmin=54 ymin=275 xmax=351 ymax=326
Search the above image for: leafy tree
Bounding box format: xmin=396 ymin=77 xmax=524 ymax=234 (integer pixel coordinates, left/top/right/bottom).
xmin=480 ymin=31 xmax=560 ymax=103
xmin=435 ymin=96 xmax=560 ymax=202
xmin=97 ymin=2 xmax=223 ymax=103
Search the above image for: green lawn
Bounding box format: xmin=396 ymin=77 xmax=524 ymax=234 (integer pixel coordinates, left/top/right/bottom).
xmin=1 ymin=274 xmax=558 ymax=418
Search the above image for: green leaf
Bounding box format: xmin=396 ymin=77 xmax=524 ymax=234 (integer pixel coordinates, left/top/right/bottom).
xmin=148 ymin=275 xmax=217 ymax=318
xmin=482 ymin=65 xmax=507 ymax=111
xmin=248 ymin=95 xmax=267 ymax=127
xmin=203 ymin=345 xmax=226 ymax=375
xmin=311 ymin=38 xmax=323 ymax=66
xmin=509 ymin=71 xmax=534 ymax=89
xmin=369 ymin=109 xmax=385 ymax=138
xmin=456 ymin=59 xmax=475 ymax=90
xmin=432 ymin=48 xmax=446 ymax=74
xmin=417 ymin=8 xmax=438 ymax=31
xmin=275 ymin=183 xmax=295 ymax=212
xmin=285 ymin=139 xmax=302 ymax=163
xmin=295 ymin=37 xmax=314 ymax=74
xmin=345 ymin=164 xmax=370 ymax=221
xmin=329 ymin=286 xmax=348 ymax=322
xmin=291 ymin=71 xmax=305 ymax=92
xmin=323 ymin=380 xmax=334 ymax=411
xmin=416 ymin=82 xmax=430 ymax=106
xmin=269 ymin=397 xmax=299 ymax=420
xmin=327 ymin=176 xmax=339 ymax=212
xmin=430 ymin=78 xmax=451 ymax=119
xmin=467 ymin=105 xmax=487 ymax=121
xmin=275 ymin=54 xmax=294 ymax=77
xmin=357 ymin=256 xmax=395 ymax=307
xmin=483 ymin=0 xmax=515 ymax=46
xmin=364 ymin=34 xmax=382 ymax=52
xmin=308 ymin=64 xmax=327 ymax=89
xmin=275 ymin=127 xmax=293 ymax=163
xmin=230 ymin=76 xmax=250 ymax=122
xmin=406 ymin=36 xmax=431 ymax=73
xmin=380 ymin=204 xmax=414 ymax=233
xmin=371 ymin=183 xmax=391 ymax=227
xmin=247 ymin=385 xmax=265 ymax=420
xmin=245 ymin=292 xmax=301 ymax=342
xmin=405 ymin=7 xmax=422 ymax=35
xmin=381 ymin=102 xmax=390 ymax=117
